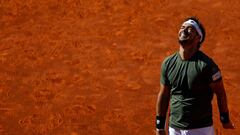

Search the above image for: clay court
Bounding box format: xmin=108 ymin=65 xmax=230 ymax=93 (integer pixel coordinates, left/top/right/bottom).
xmin=0 ymin=0 xmax=239 ymax=135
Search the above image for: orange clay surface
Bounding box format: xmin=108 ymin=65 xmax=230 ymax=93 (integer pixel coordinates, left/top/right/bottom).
xmin=0 ymin=0 xmax=239 ymax=135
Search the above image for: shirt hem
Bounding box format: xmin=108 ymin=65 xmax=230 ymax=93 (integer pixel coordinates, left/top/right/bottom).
xmin=169 ymin=123 xmax=213 ymax=130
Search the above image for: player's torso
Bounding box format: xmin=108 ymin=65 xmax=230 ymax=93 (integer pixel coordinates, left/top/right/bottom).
xmin=166 ymin=52 xmax=210 ymax=96
xmin=166 ymin=51 xmax=214 ymax=129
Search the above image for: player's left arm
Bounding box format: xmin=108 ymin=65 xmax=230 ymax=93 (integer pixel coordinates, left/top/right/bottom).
xmin=210 ymin=80 xmax=235 ymax=129
xmin=210 ymin=80 xmax=228 ymax=114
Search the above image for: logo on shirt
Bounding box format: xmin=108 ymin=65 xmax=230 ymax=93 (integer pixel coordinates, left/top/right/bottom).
xmin=212 ymin=71 xmax=221 ymax=81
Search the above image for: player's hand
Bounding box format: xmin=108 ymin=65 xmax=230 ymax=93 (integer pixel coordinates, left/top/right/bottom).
xmin=156 ymin=129 xmax=166 ymax=135
xmin=222 ymin=121 xmax=235 ymax=129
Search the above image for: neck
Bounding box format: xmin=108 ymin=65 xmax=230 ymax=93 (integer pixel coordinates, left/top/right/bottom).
xmin=179 ymin=45 xmax=198 ymax=60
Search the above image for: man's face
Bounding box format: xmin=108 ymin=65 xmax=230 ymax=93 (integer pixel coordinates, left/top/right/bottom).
xmin=178 ymin=23 xmax=199 ymax=46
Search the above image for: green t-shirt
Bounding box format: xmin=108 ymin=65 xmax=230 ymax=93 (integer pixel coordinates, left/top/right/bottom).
xmin=161 ymin=51 xmax=222 ymax=129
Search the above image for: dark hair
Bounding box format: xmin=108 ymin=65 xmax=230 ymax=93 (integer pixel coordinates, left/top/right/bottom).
xmin=183 ymin=17 xmax=206 ymax=49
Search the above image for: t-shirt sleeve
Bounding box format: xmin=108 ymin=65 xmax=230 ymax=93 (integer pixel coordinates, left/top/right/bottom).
xmin=160 ymin=59 xmax=170 ymax=86
xmin=206 ymin=60 xmax=222 ymax=83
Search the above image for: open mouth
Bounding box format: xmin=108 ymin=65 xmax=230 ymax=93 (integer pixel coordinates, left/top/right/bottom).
xmin=179 ymin=32 xmax=189 ymax=40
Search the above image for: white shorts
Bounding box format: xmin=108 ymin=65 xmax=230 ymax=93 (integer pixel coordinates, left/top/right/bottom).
xmin=169 ymin=126 xmax=214 ymax=135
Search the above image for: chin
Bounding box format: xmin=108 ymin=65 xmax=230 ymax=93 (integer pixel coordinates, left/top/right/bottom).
xmin=178 ymin=39 xmax=189 ymax=46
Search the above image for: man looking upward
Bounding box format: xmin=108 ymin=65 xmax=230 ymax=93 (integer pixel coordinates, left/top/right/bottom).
xmin=156 ymin=17 xmax=234 ymax=135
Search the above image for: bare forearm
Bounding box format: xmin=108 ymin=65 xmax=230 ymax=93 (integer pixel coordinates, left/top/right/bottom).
xmin=216 ymin=89 xmax=229 ymax=113
xmin=214 ymin=81 xmax=229 ymax=113
xmin=211 ymin=80 xmax=233 ymax=127
xmin=210 ymin=80 xmax=229 ymax=113
xmin=156 ymin=90 xmax=170 ymax=116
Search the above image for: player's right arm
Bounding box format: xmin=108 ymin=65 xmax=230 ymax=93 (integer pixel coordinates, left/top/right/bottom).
xmin=156 ymin=84 xmax=170 ymax=135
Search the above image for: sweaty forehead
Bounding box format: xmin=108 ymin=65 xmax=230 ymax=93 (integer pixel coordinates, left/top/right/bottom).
xmin=181 ymin=22 xmax=193 ymax=28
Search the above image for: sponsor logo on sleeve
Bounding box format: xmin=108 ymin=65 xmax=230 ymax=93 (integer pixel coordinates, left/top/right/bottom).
xmin=212 ymin=71 xmax=221 ymax=81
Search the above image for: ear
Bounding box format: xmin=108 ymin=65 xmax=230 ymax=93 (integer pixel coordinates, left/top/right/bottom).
xmin=194 ymin=34 xmax=201 ymax=46
xmin=195 ymin=34 xmax=201 ymax=42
